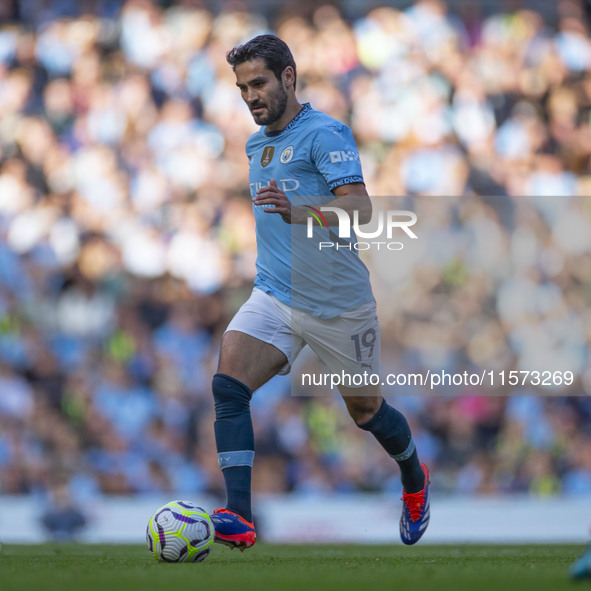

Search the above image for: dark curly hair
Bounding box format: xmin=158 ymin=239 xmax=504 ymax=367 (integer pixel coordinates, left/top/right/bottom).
xmin=226 ymin=34 xmax=297 ymax=90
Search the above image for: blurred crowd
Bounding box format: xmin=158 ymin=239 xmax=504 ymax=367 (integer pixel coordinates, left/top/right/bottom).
xmin=0 ymin=0 xmax=591 ymax=515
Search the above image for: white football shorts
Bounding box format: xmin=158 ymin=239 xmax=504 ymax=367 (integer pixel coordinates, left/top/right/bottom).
xmin=224 ymin=288 xmax=382 ymax=381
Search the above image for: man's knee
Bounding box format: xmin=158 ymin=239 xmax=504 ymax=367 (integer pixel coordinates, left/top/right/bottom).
xmin=217 ymin=331 xmax=286 ymax=392
xmin=343 ymin=395 xmax=382 ymax=424
xmin=212 ymin=373 xmax=252 ymax=419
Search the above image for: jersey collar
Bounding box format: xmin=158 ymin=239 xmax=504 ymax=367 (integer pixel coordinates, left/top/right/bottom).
xmin=264 ymin=102 xmax=312 ymax=137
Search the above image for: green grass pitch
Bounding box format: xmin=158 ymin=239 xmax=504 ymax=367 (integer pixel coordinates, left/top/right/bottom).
xmin=0 ymin=543 xmax=584 ymax=591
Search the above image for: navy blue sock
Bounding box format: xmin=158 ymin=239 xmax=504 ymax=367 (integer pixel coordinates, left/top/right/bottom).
xmin=212 ymin=373 xmax=254 ymax=522
xmin=357 ymin=399 xmax=425 ymax=493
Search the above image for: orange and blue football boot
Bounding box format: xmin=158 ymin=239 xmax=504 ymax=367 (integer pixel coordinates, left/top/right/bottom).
xmin=210 ymin=508 xmax=256 ymax=551
xmin=400 ymin=463 xmax=431 ymax=545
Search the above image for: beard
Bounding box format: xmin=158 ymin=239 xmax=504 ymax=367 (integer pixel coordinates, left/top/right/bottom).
xmin=250 ymin=84 xmax=288 ymax=127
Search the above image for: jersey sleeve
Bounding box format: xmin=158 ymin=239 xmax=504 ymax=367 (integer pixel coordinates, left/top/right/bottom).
xmin=310 ymin=124 xmax=364 ymax=192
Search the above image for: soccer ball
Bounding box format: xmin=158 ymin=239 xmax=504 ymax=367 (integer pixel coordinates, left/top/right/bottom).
xmin=146 ymin=500 xmax=214 ymax=563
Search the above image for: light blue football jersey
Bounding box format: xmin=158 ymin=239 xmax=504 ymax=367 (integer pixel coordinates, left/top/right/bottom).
xmin=246 ymin=102 xmax=374 ymax=319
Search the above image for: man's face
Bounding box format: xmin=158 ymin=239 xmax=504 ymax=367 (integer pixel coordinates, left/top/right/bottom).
xmin=234 ymin=58 xmax=288 ymax=127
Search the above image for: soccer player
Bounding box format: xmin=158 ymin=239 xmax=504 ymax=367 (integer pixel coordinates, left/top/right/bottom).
xmin=209 ymin=34 xmax=430 ymax=550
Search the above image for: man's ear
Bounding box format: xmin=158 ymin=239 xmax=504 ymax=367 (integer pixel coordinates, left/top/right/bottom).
xmin=282 ymin=66 xmax=295 ymax=89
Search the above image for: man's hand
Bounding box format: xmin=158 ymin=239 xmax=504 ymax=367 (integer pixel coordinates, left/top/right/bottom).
xmin=253 ymin=179 xmax=308 ymax=224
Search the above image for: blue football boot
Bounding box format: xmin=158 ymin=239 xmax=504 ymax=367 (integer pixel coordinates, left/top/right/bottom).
xmin=400 ymin=463 xmax=430 ymax=545
xmin=210 ymin=508 xmax=256 ymax=551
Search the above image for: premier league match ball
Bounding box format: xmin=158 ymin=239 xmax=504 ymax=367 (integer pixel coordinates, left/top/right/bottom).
xmin=146 ymin=500 xmax=214 ymax=563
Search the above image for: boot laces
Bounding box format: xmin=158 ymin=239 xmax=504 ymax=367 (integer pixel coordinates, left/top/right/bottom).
xmin=402 ymin=489 xmax=426 ymax=522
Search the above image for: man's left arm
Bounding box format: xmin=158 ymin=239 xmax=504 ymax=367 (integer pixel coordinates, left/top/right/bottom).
xmin=321 ymin=182 xmax=372 ymax=226
xmin=305 ymin=123 xmax=371 ymax=225
xmin=252 ymin=180 xmax=371 ymax=225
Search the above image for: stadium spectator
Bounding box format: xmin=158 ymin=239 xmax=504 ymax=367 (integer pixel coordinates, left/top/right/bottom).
xmin=40 ymin=481 xmax=88 ymax=540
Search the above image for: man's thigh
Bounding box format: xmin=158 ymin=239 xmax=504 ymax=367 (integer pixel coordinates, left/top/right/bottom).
xmin=218 ymin=289 xmax=306 ymax=391
xmin=302 ymin=300 xmax=382 ymax=379
xmin=218 ymin=330 xmax=287 ymax=392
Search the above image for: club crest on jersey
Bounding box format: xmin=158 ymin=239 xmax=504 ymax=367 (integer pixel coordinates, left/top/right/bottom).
xmin=261 ymin=146 xmax=275 ymax=168
xmin=280 ymin=145 xmax=294 ymax=164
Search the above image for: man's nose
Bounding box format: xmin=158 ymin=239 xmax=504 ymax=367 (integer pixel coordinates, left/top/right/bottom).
xmin=246 ymin=88 xmax=258 ymax=104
